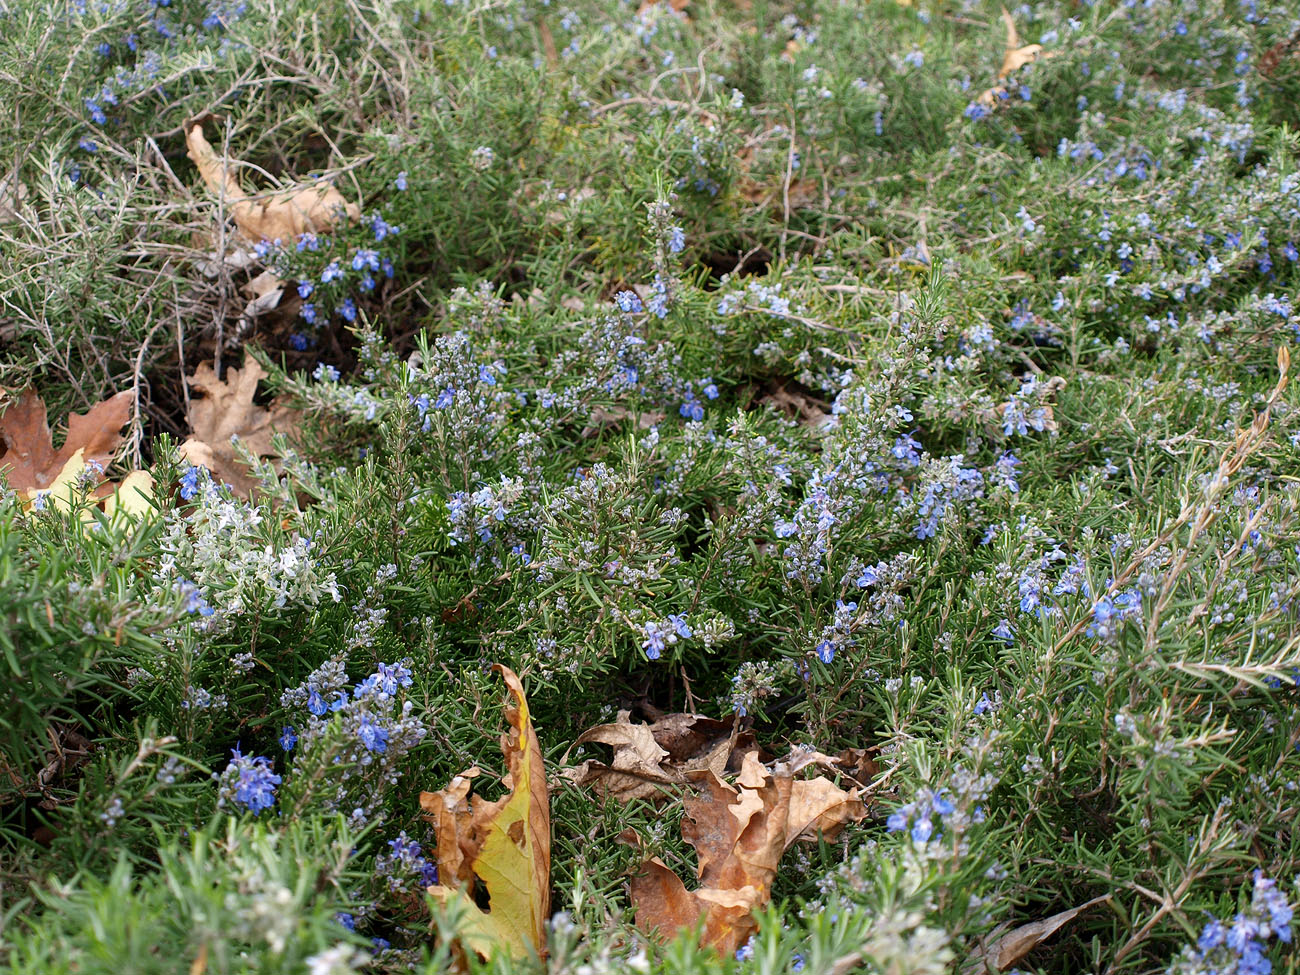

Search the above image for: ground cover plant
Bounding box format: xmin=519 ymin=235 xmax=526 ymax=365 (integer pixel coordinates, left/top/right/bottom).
xmin=3 ymin=0 xmax=1300 ymax=970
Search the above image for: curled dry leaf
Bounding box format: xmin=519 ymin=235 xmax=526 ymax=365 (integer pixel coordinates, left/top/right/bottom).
xmin=580 ymin=405 xmax=667 ymax=440
xmin=0 ymin=388 xmax=153 ymax=519
xmin=185 ymin=120 xmax=360 ymax=245
xmin=420 ymin=665 xmax=551 ymax=962
xmin=630 ymin=752 xmax=866 ymax=955
xmin=561 ymin=711 xmax=762 ymax=802
xmin=976 ymin=7 xmax=1056 ymax=108
xmin=759 ymin=384 xmax=834 ymax=430
xmin=966 ymin=895 xmax=1111 ymax=972
xmin=179 ymin=359 xmax=301 ymax=499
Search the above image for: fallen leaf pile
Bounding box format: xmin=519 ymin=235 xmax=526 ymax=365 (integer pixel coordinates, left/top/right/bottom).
xmin=179 ymin=359 xmax=300 ymax=499
xmin=0 ymin=388 xmax=153 ymax=518
xmin=562 ymin=710 xmax=764 ymax=802
xmin=976 ymin=7 xmax=1056 ymax=109
xmin=630 ymin=751 xmax=867 ymax=955
xmin=421 ymin=665 xmax=551 ymax=962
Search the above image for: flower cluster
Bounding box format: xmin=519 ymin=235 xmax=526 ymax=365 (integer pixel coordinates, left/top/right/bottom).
xmin=374 ymin=831 xmax=439 ymax=894
xmin=1169 ymin=872 xmax=1294 ymax=975
xmin=641 ymin=614 xmax=691 ymax=660
xmin=279 ymin=657 xmax=427 ymax=822
xmin=215 ymin=746 xmax=282 ymax=815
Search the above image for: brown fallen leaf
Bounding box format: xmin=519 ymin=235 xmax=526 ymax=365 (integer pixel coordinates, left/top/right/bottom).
xmin=759 ymin=383 xmax=834 ymax=430
xmin=0 ymin=388 xmax=154 ymax=520
xmin=630 ymin=752 xmax=866 ymax=955
xmin=0 ymin=388 xmax=132 ymax=495
xmin=184 ymin=119 xmax=360 ymax=245
xmin=966 ymin=895 xmax=1111 ymax=972
xmin=976 ymin=7 xmax=1056 ymax=108
xmin=638 ymin=0 xmax=689 ymax=14
xmin=561 ymin=712 xmax=762 ymax=802
xmin=179 ymin=358 xmax=301 ymax=499
xmin=421 ymin=665 xmax=551 ymax=962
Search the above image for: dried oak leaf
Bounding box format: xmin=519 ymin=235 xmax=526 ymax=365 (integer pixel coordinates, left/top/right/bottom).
xmin=184 ymin=119 xmax=360 ymax=245
xmin=420 ymin=665 xmax=551 ymax=962
xmin=0 ymin=388 xmax=132 ymax=494
xmin=630 ymin=752 xmax=866 ymax=955
xmin=561 ymin=712 xmax=761 ymax=803
xmin=179 ymin=359 xmax=301 ymax=499
xmin=0 ymin=389 xmax=154 ymax=518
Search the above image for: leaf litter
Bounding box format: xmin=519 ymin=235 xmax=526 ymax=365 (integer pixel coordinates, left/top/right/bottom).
xmin=561 ymin=710 xmax=765 ymax=802
xmin=0 ymin=388 xmax=153 ymax=518
xmin=184 ymin=118 xmax=360 ymax=246
xmin=976 ymin=7 xmax=1056 ymax=108
xmin=629 ymin=750 xmax=868 ymax=955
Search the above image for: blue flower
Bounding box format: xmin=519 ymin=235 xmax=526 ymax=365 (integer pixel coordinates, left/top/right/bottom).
xmin=307 ymin=689 xmax=327 ymax=716
xmin=642 ymin=621 xmax=667 ymax=660
xmin=179 ymin=464 xmax=201 ymax=500
xmin=220 ymin=746 xmax=281 ymax=814
xmin=815 ymin=640 xmax=835 ymax=664
xmin=614 ymin=290 xmax=643 ymax=313
xmin=351 ymin=248 xmax=380 ymax=272
xmin=279 ymin=726 xmax=297 ymax=751
xmin=394 ymin=171 xmax=408 ymax=191
xmin=357 ymin=716 xmax=390 ymax=753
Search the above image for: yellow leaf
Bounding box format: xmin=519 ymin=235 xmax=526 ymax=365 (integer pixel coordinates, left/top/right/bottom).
xmin=421 ymin=665 xmax=551 ymax=961
xmin=36 ymin=447 xmax=93 ymax=512
xmin=102 ymin=469 xmax=155 ymax=521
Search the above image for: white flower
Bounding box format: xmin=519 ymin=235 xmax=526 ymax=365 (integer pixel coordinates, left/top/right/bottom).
xmin=306 ymin=944 xmax=366 ymax=975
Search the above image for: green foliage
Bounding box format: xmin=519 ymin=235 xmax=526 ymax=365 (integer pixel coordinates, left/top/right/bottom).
xmin=4 ymin=0 xmax=1300 ymax=971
